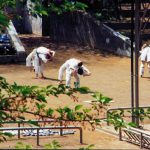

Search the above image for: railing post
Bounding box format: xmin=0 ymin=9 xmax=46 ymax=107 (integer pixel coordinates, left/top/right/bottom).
xmin=79 ymin=128 xmax=83 ymax=144
xmin=119 ymin=127 xmax=122 ymax=141
xmin=37 ymin=129 xmax=40 ymax=146
xmin=18 ymin=122 xmax=20 ymax=139
xmin=140 ymin=133 xmax=143 ymax=149
xmin=60 ymin=121 xmax=63 ymax=136
xmin=106 ymin=110 xmax=109 ymax=126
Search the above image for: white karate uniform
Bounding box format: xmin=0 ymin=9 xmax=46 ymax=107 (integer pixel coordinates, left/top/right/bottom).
xmin=139 ymin=46 xmax=150 ymax=76
xmin=26 ymin=47 xmax=50 ymax=75
xmin=58 ymin=58 xmax=90 ymax=87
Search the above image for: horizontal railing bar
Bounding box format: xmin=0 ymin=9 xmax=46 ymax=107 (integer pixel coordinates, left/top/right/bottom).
xmin=0 ymin=126 xmax=81 ymax=131
xmin=107 ymin=106 xmax=150 ymax=112
xmin=1 ymin=118 xmax=107 ymax=124
xmin=1 ymin=126 xmax=83 ymax=145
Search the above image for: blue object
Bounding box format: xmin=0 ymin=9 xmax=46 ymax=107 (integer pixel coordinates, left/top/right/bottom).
xmin=0 ymin=34 xmax=10 ymax=43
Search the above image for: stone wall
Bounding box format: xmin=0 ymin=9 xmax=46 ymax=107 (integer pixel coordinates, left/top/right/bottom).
xmin=47 ymin=12 xmax=131 ymax=57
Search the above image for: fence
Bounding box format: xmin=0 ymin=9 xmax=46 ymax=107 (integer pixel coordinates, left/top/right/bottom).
xmin=1 ymin=120 xmax=83 ymax=146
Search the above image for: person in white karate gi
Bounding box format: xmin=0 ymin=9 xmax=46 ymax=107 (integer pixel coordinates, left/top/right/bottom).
xmin=58 ymin=58 xmax=91 ymax=88
xmin=26 ymin=46 xmax=55 ymax=79
xmin=139 ymin=43 xmax=150 ymax=77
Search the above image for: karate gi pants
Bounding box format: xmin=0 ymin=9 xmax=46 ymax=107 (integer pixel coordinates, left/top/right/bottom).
xmin=58 ymin=63 xmax=80 ymax=87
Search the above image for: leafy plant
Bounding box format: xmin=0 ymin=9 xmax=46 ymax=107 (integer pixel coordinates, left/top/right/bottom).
xmin=14 ymin=142 xmax=33 ymax=149
xmin=0 ymin=0 xmax=88 ymax=29
xmin=44 ymin=140 xmax=61 ymax=149
xmin=1 ymin=75 xmax=149 ymax=143
xmin=91 ymin=92 xmax=112 ymax=105
xmin=0 ymin=131 xmax=14 ymax=143
xmin=107 ymin=110 xmax=126 ymax=131
xmin=0 ymin=76 xmax=113 ymax=142
xmin=0 ymin=12 xmax=9 ymax=29
xmin=79 ymin=144 xmax=95 ymax=150
xmin=48 ymin=0 xmax=88 ymax=15
xmin=107 ymin=107 xmax=150 ymax=130
xmin=75 ymin=86 xmax=92 ymax=94
xmin=13 ymin=141 xmax=94 ymax=149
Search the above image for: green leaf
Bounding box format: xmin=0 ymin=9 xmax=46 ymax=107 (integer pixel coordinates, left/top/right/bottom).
xmin=91 ymin=92 xmax=112 ymax=105
xmin=75 ymin=105 xmax=83 ymax=111
xmin=79 ymin=144 xmax=95 ymax=150
xmin=46 ymin=108 xmax=54 ymax=117
xmin=76 ymin=87 xmax=91 ymax=94
xmin=63 ymin=106 xmax=70 ymax=112
xmin=44 ymin=140 xmax=61 ymax=149
xmin=0 ymin=12 xmax=9 ymax=28
xmin=27 ymin=120 xmax=39 ymax=126
xmin=128 ymin=122 xmax=137 ymax=128
xmin=36 ymin=94 xmax=46 ymax=102
xmin=83 ymin=108 xmax=91 ymax=113
xmin=3 ymin=132 xmax=14 ymax=137
xmin=14 ymin=142 xmax=33 ymax=149
xmin=67 ymin=111 xmax=75 ymax=120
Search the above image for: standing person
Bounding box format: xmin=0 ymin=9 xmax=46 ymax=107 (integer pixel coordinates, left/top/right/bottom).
xmin=139 ymin=43 xmax=150 ymax=77
xmin=58 ymin=58 xmax=91 ymax=88
xmin=26 ymin=46 xmax=55 ymax=79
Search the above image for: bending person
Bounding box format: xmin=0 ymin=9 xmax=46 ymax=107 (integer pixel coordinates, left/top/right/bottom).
xmin=26 ymin=46 xmax=55 ymax=79
xmin=139 ymin=43 xmax=150 ymax=77
xmin=58 ymin=58 xmax=91 ymax=88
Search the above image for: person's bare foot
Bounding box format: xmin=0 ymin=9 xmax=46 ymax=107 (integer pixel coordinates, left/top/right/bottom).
xmin=40 ymin=76 xmax=46 ymax=79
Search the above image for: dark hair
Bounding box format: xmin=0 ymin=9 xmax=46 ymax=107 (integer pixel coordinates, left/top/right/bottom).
xmin=78 ymin=62 xmax=83 ymax=67
xmin=46 ymin=53 xmax=52 ymax=60
xmin=78 ymin=67 xmax=84 ymax=75
xmin=49 ymin=52 xmax=53 ymax=56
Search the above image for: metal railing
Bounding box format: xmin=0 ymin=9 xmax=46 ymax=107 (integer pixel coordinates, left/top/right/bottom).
xmin=106 ymin=106 xmax=150 ymax=125
xmin=1 ymin=120 xmax=83 ymax=145
xmin=0 ymin=126 xmax=83 ymax=146
xmin=119 ymin=127 xmax=150 ymax=149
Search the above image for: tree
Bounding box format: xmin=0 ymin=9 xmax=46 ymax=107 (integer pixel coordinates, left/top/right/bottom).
xmin=0 ymin=76 xmax=113 ymax=142
xmin=0 ymin=0 xmax=16 ymax=29
xmin=0 ymin=0 xmax=88 ymax=30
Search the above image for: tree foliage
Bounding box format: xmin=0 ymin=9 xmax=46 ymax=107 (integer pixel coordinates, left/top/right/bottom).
xmin=0 ymin=0 xmax=17 ymax=29
xmin=0 ymin=0 xmax=88 ymax=30
xmin=0 ymin=76 xmax=113 ymax=142
xmin=14 ymin=140 xmax=94 ymax=149
xmin=0 ymin=0 xmax=131 ymax=30
xmin=107 ymin=107 xmax=150 ymax=131
xmin=0 ymin=75 xmax=149 ymax=143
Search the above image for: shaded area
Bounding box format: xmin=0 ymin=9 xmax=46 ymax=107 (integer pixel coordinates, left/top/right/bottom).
xmin=0 ymin=31 xmax=16 ymax=55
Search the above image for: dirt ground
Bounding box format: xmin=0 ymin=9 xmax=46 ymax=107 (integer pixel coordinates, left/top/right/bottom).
xmin=1 ymin=34 xmax=150 ymax=149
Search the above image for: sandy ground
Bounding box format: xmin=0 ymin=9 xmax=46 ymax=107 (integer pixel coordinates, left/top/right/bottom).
xmin=0 ymin=34 xmax=149 ymax=149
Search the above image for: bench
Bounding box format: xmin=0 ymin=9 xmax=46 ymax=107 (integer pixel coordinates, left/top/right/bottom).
xmin=120 ymin=127 xmax=150 ymax=149
xmin=0 ymin=126 xmax=83 ymax=146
